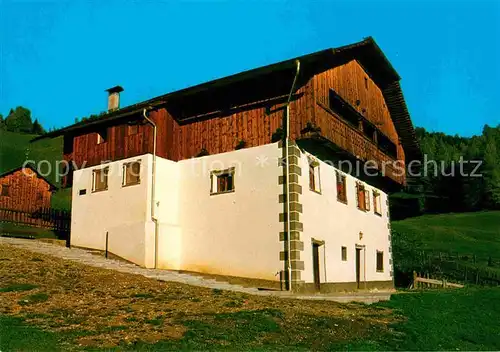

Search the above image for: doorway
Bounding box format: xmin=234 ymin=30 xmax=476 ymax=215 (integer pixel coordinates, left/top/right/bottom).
xmin=355 ymin=248 xmax=361 ymax=289
xmin=312 ymin=243 xmax=321 ymax=291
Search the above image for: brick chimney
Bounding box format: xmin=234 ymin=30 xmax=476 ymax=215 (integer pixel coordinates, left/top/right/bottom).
xmin=105 ymin=86 xmax=124 ymax=112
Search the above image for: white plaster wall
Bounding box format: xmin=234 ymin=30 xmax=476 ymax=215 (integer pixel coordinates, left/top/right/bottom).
xmin=176 ymin=143 xmax=283 ymax=281
xmin=154 ymin=157 xmax=182 ymax=270
xmin=70 ymin=154 xmax=152 ymax=266
xmin=299 ymin=151 xmax=393 ymax=284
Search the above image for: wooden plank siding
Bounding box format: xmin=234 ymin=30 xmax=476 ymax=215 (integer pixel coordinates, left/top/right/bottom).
xmin=313 ymin=60 xmax=399 ymax=144
xmin=0 ymin=168 xmax=52 ymax=212
xmin=62 ymin=60 xmax=406 ymax=186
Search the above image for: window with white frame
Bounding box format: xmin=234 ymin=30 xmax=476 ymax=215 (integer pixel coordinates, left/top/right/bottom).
xmin=336 ymin=171 xmax=347 ymax=203
xmin=211 ymin=168 xmax=235 ymax=194
xmin=373 ymin=191 xmax=382 ymax=215
xmin=356 ymin=182 xmax=371 ymax=211
xmin=122 ymin=161 xmax=141 ymax=186
xmin=92 ymin=167 xmax=109 ymax=192
xmin=308 ymin=158 xmax=321 ymax=193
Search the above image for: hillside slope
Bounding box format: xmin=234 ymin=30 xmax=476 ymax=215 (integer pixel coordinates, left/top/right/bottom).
xmin=0 ymin=130 xmax=70 ymax=209
xmin=391 ymin=211 xmax=500 ymax=285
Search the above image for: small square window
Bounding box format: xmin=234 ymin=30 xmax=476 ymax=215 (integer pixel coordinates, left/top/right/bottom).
xmin=211 ymin=168 xmax=235 ymax=194
xmin=376 ymin=251 xmax=384 ymax=272
xmin=308 ymin=159 xmax=321 ymax=193
xmin=341 ymin=246 xmax=347 ymax=261
xmin=92 ymin=167 xmax=109 ymax=192
xmin=123 ymin=161 xmax=141 ymax=186
xmin=1 ymin=184 xmax=10 ymax=197
xmin=336 ymin=171 xmax=347 ymax=203
xmin=373 ymin=191 xmax=382 ymax=215
xmin=97 ymin=129 xmax=107 ymax=145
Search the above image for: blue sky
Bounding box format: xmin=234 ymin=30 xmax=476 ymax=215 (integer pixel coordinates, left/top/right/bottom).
xmin=0 ymin=0 xmax=498 ymax=137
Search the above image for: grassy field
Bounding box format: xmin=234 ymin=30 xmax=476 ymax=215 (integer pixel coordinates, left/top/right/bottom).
xmin=391 ymin=211 xmax=500 ymax=285
xmin=392 ymin=211 xmax=500 ymax=259
xmin=0 ymin=130 xmax=71 ymax=210
xmin=1 ymin=243 xmax=500 ymax=351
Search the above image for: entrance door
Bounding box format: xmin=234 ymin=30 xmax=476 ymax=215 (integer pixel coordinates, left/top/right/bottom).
xmin=355 ymin=248 xmax=361 ymax=289
xmin=312 ymin=243 xmax=321 ymax=291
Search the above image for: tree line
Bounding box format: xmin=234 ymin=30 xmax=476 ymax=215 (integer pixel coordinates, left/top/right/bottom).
xmin=392 ymin=124 xmax=500 ymax=218
xmin=0 ymin=106 xmax=46 ymax=135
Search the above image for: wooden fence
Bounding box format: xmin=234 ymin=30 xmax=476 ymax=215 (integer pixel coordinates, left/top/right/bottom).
xmin=0 ymin=207 xmax=71 ymax=235
xmin=411 ymin=271 xmax=464 ymax=289
xmin=392 ymin=230 xmax=500 ymax=287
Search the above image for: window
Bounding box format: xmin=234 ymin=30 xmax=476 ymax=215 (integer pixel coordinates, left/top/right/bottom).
xmin=128 ymin=124 xmax=138 ymax=135
xmin=308 ymin=159 xmax=321 ymax=193
xmin=92 ymin=167 xmax=109 ymax=192
xmin=123 ymin=161 xmax=141 ymax=186
xmin=336 ymin=171 xmax=347 ymax=203
xmin=341 ymin=246 xmax=347 ymax=261
xmin=211 ymin=168 xmax=235 ymax=194
xmin=97 ymin=129 xmax=107 ymax=145
xmin=376 ymin=251 xmax=384 ymax=272
xmin=373 ymin=191 xmax=382 ymax=215
xmin=1 ymin=184 xmax=10 ymax=197
xmin=356 ymin=183 xmax=371 ymax=211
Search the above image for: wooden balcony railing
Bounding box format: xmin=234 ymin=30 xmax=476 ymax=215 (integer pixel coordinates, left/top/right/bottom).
xmin=315 ymin=101 xmax=406 ymax=185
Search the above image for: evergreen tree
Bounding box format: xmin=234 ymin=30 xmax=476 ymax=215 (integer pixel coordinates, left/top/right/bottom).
xmin=5 ymin=106 xmax=33 ymax=133
xmin=31 ymin=119 xmax=45 ymax=134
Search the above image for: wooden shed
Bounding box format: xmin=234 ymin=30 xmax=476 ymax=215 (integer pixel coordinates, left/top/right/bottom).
xmin=0 ymin=164 xmax=56 ymax=212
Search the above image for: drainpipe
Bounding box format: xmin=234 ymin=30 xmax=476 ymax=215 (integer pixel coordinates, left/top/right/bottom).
xmin=142 ymin=108 xmax=159 ymax=269
xmin=284 ymin=60 xmax=300 ymax=291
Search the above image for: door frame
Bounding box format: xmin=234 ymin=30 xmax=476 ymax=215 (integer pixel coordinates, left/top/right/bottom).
xmin=311 ymin=238 xmax=325 ymax=292
xmin=355 ymin=244 xmax=366 ymax=289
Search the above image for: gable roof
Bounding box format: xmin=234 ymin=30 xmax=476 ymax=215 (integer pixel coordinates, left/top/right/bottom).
xmin=0 ymin=163 xmax=58 ymax=190
xmin=33 ymin=36 xmax=421 ymax=161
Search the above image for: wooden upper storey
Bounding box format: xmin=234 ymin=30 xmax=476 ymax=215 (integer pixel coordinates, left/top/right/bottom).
xmin=42 ymin=37 xmax=419 ymax=188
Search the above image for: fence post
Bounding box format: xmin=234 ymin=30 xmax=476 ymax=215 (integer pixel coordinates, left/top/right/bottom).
xmin=413 ymin=271 xmax=417 ymax=289
xmin=443 ymin=278 xmax=447 ymax=288
xmin=105 ymin=232 xmax=109 ymax=259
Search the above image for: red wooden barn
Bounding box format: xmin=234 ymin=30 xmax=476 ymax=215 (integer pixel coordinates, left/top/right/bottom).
xmin=0 ymin=165 xmax=56 ymax=212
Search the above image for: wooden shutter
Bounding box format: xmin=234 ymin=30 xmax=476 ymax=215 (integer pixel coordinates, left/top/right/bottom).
xmin=309 ymin=163 xmax=315 ymax=191
xmin=355 ymin=183 xmax=360 ymax=208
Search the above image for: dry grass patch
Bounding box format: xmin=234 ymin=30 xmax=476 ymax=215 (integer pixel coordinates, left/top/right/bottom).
xmin=0 ymin=243 xmax=393 ymax=350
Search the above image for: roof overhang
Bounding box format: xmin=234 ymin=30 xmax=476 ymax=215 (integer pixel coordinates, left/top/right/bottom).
xmin=32 ymin=37 xmax=420 ymax=161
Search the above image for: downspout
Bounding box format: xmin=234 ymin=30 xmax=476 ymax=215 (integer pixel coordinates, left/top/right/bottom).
xmin=142 ymin=108 xmax=159 ymax=269
xmin=284 ymin=60 xmax=300 ymax=291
